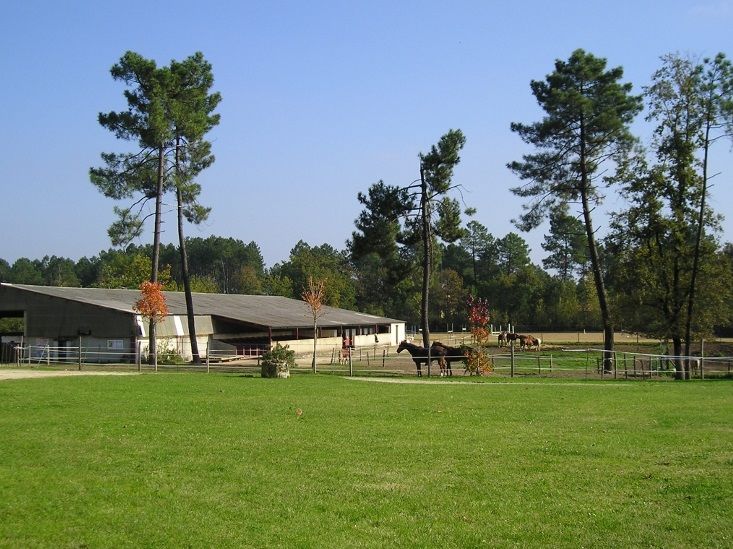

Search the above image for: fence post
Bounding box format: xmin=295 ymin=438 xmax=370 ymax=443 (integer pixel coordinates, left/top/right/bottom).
xmin=700 ymin=338 xmax=705 ymax=380
xmin=510 ymin=342 xmax=515 ymax=378
xmin=78 ymin=336 xmax=82 ymax=371
xmin=349 ymin=348 xmax=353 ymax=377
xmin=549 ymin=354 xmax=553 ymax=372
xmin=537 ymin=354 xmax=541 ymax=375
xmin=613 ymin=352 xmax=617 ymax=380
xmin=382 ymin=349 xmax=386 ymax=368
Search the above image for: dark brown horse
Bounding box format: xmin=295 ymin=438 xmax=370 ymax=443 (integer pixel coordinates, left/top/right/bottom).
xmin=396 ymin=340 xmax=445 ymax=376
xmin=431 ymin=342 xmax=469 ymax=376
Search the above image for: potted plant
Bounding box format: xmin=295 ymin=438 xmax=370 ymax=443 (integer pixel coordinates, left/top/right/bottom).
xmin=260 ymin=343 xmax=295 ymax=379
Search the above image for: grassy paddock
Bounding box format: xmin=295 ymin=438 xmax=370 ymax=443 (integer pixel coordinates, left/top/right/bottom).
xmin=0 ymin=374 xmax=731 ymax=547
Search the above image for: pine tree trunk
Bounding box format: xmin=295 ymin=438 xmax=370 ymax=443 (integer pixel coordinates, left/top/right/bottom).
xmin=148 ymin=144 xmax=165 ymax=366
xmin=420 ymin=165 xmax=431 ymax=349
xmin=175 ymin=139 xmax=201 ymax=365
xmin=579 ymin=127 xmax=614 ymax=372
xmin=177 ymin=187 xmax=200 ymax=364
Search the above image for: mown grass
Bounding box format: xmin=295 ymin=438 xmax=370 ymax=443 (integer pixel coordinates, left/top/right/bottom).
xmin=0 ymin=374 xmax=731 ymax=547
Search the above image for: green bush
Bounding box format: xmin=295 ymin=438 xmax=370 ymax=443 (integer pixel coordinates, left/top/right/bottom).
xmin=261 ymin=343 xmax=295 ymax=378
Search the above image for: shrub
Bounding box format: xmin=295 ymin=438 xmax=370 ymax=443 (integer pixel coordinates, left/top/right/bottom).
xmin=261 ymin=343 xmax=295 ymax=378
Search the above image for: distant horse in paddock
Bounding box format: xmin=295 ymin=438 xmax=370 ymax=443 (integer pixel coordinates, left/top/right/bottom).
xmin=338 ymin=347 xmax=351 ymax=364
xmin=519 ymin=335 xmax=542 ymax=351
xmin=516 ymin=334 xmax=531 ymax=351
xmin=527 ymin=336 xmax=542 ymax=351
xmin=396 ymin=340 xmax=445 ymax=377
xmin=431 ymin=342 xmax=469 ymax=376
xmin=497 ymin=331 xmax=508 ymax=347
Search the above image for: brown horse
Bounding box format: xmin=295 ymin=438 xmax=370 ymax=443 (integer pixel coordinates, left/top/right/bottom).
xmin=397 ymin=340 xmax=445 ymax=376
xmin=497 ymin=331 xmax=508 ymax=347
xmin=526 ymin=336 xmax=541 ymax=351
xmin=431 ymin=342 xmax=468 ymax=376
xmin=338 ymin=347 xmax=351 ymax=364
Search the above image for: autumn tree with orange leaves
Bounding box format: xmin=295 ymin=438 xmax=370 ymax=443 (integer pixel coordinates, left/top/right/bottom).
xmin=133 ymin=281 xmax=168 ymax=369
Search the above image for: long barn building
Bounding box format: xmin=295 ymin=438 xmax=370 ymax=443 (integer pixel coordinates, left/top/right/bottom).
xmin=0 ymin=283 xmax=405 ymax=362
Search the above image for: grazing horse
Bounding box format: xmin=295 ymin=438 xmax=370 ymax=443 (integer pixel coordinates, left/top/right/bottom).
xmin=396 ymin=340 xmax=444 ymax=376
xmin=497 ymin=331 xmax=508 ymax=347
xmin=527 ymin=336 xmax=542 ymax=351
xmin=431 ymin=342 xmax=469 ymax=376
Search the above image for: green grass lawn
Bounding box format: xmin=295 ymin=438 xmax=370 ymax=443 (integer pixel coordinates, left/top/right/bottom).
xmin=0 ymin=374 xmax=731 ymax=548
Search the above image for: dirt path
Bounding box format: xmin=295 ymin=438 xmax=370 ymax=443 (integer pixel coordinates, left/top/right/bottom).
xmin=0 ymin=369 xmax=139 ymax=381
xmin=343 ymin=376 xmax=630 ymax=386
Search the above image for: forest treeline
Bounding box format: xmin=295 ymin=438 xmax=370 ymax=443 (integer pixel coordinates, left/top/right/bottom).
xmin=2 ymin=232 xmax=732 ymax=335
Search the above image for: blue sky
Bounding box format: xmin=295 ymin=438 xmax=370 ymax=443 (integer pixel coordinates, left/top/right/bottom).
xmin=1 ymin=0 xmax=732 ymax=268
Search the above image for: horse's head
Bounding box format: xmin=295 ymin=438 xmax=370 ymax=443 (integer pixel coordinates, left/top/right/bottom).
xmin=396 ymin=340 xmax=408 ymax=353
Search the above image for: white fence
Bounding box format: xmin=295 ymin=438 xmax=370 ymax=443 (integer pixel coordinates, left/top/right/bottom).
xmin=3 ymin=342 xmax=731 ymax=380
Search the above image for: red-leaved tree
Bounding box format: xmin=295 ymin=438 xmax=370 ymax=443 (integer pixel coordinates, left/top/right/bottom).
xmin=466 ymin=295 xmax=492 ymax=375
xmin=133 ymin=281 xmax=168 ymax=370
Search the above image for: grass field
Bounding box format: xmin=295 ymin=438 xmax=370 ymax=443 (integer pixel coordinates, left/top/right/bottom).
xmin=0 ymin=373 xmax=731 ymax=547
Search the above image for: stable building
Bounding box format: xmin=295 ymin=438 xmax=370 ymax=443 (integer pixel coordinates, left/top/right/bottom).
xmin=0 ymin=283 xmax=405 ymax=362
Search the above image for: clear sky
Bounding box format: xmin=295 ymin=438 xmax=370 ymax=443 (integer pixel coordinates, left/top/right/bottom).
xmin=1 ymin=0 xmax=731 ymax=269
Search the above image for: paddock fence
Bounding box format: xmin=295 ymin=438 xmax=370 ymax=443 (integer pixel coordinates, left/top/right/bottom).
xmin=2 ymin=341 xmax=732 ymax=380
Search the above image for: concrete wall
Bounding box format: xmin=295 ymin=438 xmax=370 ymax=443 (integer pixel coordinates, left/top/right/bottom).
xmin=136 ymin=334 xmax=212 ymax=362
xmin=277 ymin=336 xmax=343 ymax=355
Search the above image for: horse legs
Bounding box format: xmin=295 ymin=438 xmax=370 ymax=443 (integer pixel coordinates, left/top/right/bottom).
xmin=416 ymin=361 xmax=422 ymax=377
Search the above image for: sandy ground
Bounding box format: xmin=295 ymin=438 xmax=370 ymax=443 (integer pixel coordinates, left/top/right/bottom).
xmin=344 ymin=377 xmax=631 ymax=386
xmin=0 ymin=369 xmax=139 ymax=381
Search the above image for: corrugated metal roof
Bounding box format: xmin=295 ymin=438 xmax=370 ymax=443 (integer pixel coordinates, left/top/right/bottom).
xmin=1 ymin=284 xmax=403 ymax=329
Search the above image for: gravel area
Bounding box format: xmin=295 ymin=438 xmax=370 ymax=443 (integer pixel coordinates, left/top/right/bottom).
xmin=0 ymin=369 xmax=138 ymax=381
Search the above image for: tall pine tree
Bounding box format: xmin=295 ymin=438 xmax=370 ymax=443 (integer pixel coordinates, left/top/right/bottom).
xmin=508 ymin=49 xmax=642 ymax=371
